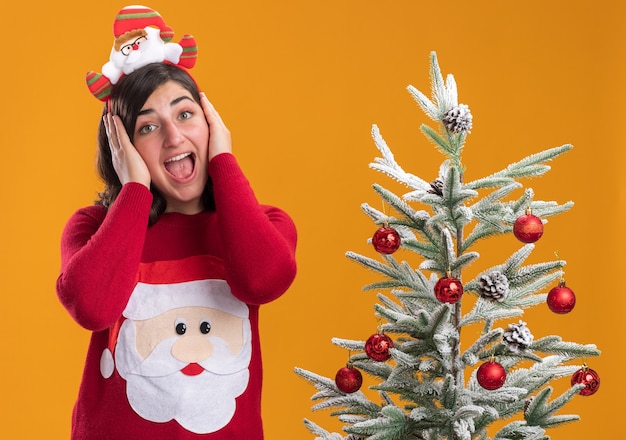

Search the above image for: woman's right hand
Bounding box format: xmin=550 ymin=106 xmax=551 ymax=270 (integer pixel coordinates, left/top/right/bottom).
xmin=103 ymin=113 xmax=151 ymax=188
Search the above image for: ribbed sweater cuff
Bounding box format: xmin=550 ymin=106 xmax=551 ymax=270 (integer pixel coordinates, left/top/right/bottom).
xmin=208 ymin=152 xmax=240 ymax=179
xmin=114 ymin=182 xmax=154 ymax=215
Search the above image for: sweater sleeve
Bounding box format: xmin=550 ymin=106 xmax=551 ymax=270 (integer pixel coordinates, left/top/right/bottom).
xmin=56 ymin=183 xmax=153 ymax=331
xmin=208 ymin=153 xmax=297 ymax=305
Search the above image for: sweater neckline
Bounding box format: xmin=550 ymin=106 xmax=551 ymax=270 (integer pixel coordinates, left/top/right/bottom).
xmin=153 ymin=210 xmax=215 ymax=228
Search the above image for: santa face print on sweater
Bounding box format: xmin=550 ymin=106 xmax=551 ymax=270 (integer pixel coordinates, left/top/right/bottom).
xmin=100 ymin=258 xmax=252 ymax=434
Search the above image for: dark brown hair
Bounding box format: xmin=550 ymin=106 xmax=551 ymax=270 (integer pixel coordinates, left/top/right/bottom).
xmin=95 ymin=63 xmax=215 ymax=224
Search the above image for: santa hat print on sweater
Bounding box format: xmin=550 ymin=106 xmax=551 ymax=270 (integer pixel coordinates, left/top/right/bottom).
xmin=86 ymin=5 xmax=198 ymax=101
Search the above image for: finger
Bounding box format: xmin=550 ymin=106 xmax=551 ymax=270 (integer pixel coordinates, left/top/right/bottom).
xmin=103 ymin=114 xmax=118 ymax=151
xmin=110 ymin=115 xmax=121 ymax=148
xmin=111 ymin=115 xmax=131 ymax=150
xmin=200 ymin=92 xmax=225 ymax=125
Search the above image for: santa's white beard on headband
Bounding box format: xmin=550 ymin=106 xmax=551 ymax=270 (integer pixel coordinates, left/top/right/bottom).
xmin=115 ymin=318 xmax=251 ymax=434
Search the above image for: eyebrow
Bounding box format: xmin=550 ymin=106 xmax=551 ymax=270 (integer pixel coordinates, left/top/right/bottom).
xmin=137 ymin=95 xmax=195 ymax=116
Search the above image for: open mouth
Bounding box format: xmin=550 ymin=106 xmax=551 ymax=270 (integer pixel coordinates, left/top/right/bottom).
xmin=164 ymin=152 xmax=196 ymax=180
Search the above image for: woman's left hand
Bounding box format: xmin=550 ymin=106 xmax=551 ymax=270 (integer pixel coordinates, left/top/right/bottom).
xmin=200 ymin=92 xmax=232 ymax=161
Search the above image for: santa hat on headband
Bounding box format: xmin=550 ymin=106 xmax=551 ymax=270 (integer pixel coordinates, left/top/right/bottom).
xmin=112 ymin=5 xmax=175 ymax=42
xmin=86 ymin=5 xmax=198 ymax=102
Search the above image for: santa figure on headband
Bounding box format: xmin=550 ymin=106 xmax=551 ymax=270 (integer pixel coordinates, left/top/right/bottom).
xmin=86 ymin=5 xmax=197 ymax=101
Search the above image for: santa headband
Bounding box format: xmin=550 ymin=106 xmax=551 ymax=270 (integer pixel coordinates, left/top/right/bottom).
xmin=86 ymin=5 xmax=198 ymax=101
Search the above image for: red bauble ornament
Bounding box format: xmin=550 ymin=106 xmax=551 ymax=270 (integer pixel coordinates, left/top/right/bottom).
xmin=434 ymin=275 xmax=464 ymax=304
xmin=365 ymin=333 xmax=394 ymax=362
xmin=547 ymin=282 xmax=576 ymax=314
xmin=513 ymin=209 xmax=544 ymax=243
xmin=335 ymin=365 xmax=363 ymax=393
xmin=372 ymin=226 xmax=401 ymax=254
xmin=571 ymin=365 xmax=600 ymax=396
xmin=476 ymin=361 xmax=507 ymax=390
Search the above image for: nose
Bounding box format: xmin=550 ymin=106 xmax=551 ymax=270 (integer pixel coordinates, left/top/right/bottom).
xmin=162 ymin=120 xmax=184 ymax=148
xmin=132 ymin=43 xmax=139 ymax=50
xmin=172 ymin=335 xmax=213 ymax=363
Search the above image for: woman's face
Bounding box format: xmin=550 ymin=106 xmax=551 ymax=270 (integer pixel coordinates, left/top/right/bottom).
xmin=132 ymin=81 xmax=209 ymax=214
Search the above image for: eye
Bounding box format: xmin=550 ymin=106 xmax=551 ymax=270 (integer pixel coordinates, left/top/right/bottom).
xmin=199 ymin=319 xmax=211 ymax=334
xmin=179 ymin=110 xmax=192 ymax=120
xmin=175 ymin=318 xmax=187 ymax=335
xmin=138 ymin=124 xmax=157 ymax=135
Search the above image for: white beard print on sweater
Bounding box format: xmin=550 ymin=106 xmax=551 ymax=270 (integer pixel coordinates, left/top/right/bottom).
xmin=111 ymin=279 xmax=252 ymax=434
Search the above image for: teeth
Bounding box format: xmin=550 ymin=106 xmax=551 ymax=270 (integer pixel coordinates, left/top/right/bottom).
xmin=165 ymin=152 xmax=191 ymax=163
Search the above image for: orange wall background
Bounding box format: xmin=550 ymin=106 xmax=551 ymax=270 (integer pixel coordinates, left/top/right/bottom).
xmin=1 ymin=1 xmax=623 ymax=438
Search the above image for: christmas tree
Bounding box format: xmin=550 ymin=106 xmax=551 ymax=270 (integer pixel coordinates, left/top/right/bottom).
xmin=295 ymin=52 xmax=600 ymax=440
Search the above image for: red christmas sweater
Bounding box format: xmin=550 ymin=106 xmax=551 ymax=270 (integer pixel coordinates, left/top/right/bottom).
xmin=57 ymin=153 xmax=297 ymax=439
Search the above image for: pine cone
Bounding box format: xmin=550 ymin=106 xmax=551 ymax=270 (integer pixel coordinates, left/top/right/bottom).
xmin=524 ymin=396 xmax=534 ymax=414
xmin=442 ymin=104 xmax=473 ymax=134
xmin=478 ymin=271 xmax=509 ymax=302
xmin=503 ymin=320 xmax=534 ymax=354
xmin=428 ymin=177 xmax=444 ymax=196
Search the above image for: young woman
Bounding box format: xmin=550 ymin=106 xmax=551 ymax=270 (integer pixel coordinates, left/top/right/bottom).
xmin=57 ymin=62 xmax=297 ymax=439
